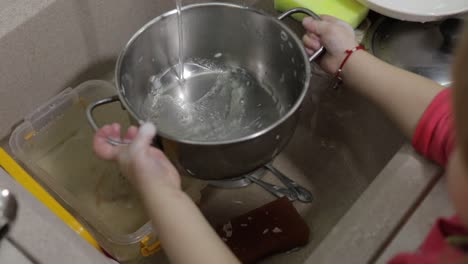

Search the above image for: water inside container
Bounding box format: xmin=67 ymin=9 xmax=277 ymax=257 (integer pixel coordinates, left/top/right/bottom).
xmin=142 ymin=61 xmax=286 ymax=142
xmin=24 ymin=100 xmax=149 ymax=235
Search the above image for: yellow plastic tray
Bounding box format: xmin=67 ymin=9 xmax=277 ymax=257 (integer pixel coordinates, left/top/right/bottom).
xmin=0 ymin=147 xmax=101 ymax=251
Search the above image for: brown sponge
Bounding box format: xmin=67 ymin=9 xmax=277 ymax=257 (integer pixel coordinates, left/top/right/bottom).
xmin=215 ymin=197 xmax=310 ymax=263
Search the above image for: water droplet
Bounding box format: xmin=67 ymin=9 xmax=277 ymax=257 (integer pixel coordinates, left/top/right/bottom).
xmin=257 ymin=103 xmax=262 ymax=107
xmin=294 ymin=71 xmax=297 ymax=77
xmin=214 ymin=52 xmax=223 ymax=58
xmin=280 ymin=31 xmax=288 ymax=41
xmin=275 ymin=135 xmax=280 ymax=140
xmin=240 ymin=99 xmax=245 ymax=104
xmin=291 ymin=57 xmax=295 ymax=64
xmin=138 ymin=56 xmax=143 ymax=63
xmin=288 ymin=42 xmax=293 ymax=49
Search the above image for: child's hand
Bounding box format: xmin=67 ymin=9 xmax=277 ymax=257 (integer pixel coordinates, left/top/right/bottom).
xmin=93 ymin=123 xmax=181 ymax=192
xmin=302 ymin=15 xmax=358 ymax=75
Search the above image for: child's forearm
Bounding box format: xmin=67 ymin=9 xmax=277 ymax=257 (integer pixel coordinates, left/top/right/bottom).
xmin=140 ymin=185 xmax=240 ymax=264
xmin=342 ymin=51 xmax=444 ymax=139
xmin=93 ymin=122 xmax=237 ymax=263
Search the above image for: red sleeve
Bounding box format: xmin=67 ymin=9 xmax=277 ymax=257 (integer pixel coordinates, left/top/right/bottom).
xmin=412 ymin=89 xmax=455 ymax=167
xmin=388 ymin=217 xmax=467 ymax=264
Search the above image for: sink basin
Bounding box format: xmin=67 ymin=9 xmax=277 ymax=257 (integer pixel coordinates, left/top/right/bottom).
xmin=198 ymin=74 xmax=405 ymax=263
xmin=0 ymin=0 xmax=442 ymax=263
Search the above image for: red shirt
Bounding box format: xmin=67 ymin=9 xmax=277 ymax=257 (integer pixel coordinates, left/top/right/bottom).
xmin=412 ymin=88 xmax=455 ymax=167
xmin=390 ymin=89 xmax=466 ymax=264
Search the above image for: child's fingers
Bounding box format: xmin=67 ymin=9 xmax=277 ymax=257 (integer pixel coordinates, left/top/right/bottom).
xmin=124 ymin=126 xmax=139 ymax=142
xmin=308 ymin=32 xmax=320 ymax=41
xmin=303 ymin=17 xmax=325 ymax=36
xmin=130 ymin=122 xmax=157 ymax=155
xmin=303 ymin=34 xmax=321 ymax=51
xmin=109 ymin=123 xmax=121 ymax=141
xmin=93 ymin=131 xmax=120 ymax=160
xmin=303 ymin=32 xmax=320 ymax=42
xmin=302 ymin=17 xmax=316 ymax=33
xmin=96 ymin=124 xmax=113 ymax=138
xmin=303 ymin=17 xmax=334 ymax=38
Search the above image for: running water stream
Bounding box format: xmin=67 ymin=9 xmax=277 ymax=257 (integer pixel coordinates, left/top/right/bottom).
xmin=176 ymin=0 xmax=184 ymax=83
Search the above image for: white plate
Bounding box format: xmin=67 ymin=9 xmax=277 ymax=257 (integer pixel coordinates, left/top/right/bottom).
xmin=357 ymin=0 xmax=468 ymax=22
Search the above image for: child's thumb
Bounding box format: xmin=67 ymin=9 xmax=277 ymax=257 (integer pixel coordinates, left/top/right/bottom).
xmin=303 ymin=17 xmax=328 ymax=36
xmin=130 ymin=122 xmax=157 ymax=153
xmin=303 ymin=17 xmax=319 ymax=34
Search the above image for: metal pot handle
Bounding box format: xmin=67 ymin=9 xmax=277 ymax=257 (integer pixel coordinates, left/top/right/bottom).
xmin=86 ymin=95 xmax=131 ymax=146
xmin=278 ymin=8 xmax=325 ymax=62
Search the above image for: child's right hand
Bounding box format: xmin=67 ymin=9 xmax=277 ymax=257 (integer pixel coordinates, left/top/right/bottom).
xmin=302 ymin=15 xmax=358 ymax=75
xmin=93 ymin=122 xmax=181 ymax=193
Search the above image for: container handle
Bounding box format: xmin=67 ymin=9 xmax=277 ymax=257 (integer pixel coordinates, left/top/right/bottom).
xmin=140 ymin=235 xmax=161 ymax=256
xmin=86 ymin=95 xmax=130 ymax=146
xmin=277 ymin=8 xmax=325 ymax=62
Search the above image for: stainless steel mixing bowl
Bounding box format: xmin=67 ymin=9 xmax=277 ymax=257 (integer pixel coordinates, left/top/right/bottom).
xmin=88 ymin=3 xmax=323 ymax=180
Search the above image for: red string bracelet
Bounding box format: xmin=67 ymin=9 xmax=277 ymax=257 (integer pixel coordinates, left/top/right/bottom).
xmin=335 ymin=45 xmax=365 ymax=82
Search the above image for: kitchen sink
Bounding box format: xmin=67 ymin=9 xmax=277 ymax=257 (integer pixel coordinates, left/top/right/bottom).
xmin=0 ymin=0 xmax=442 ymax=263
xmin=198 ymin=72 xmax=406 ymax=263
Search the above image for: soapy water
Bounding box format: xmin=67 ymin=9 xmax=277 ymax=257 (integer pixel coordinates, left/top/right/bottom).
xmin=142 ymin=61 xmax=286 ymax=142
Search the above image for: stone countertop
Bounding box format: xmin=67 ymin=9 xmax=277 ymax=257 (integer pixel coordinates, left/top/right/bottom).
xmin=305 ymin=145 xmax=442 ymax=264
xmin=376 ymin=176 xmax=454 ymax=263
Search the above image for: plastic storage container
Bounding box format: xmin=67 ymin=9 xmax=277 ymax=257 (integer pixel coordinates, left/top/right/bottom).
xmin=9 ymin=80 xmax=161 ymax=261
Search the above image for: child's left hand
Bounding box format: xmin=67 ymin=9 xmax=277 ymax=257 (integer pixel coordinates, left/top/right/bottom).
xmin=93 ymin=122 xmax=181 ymax=193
